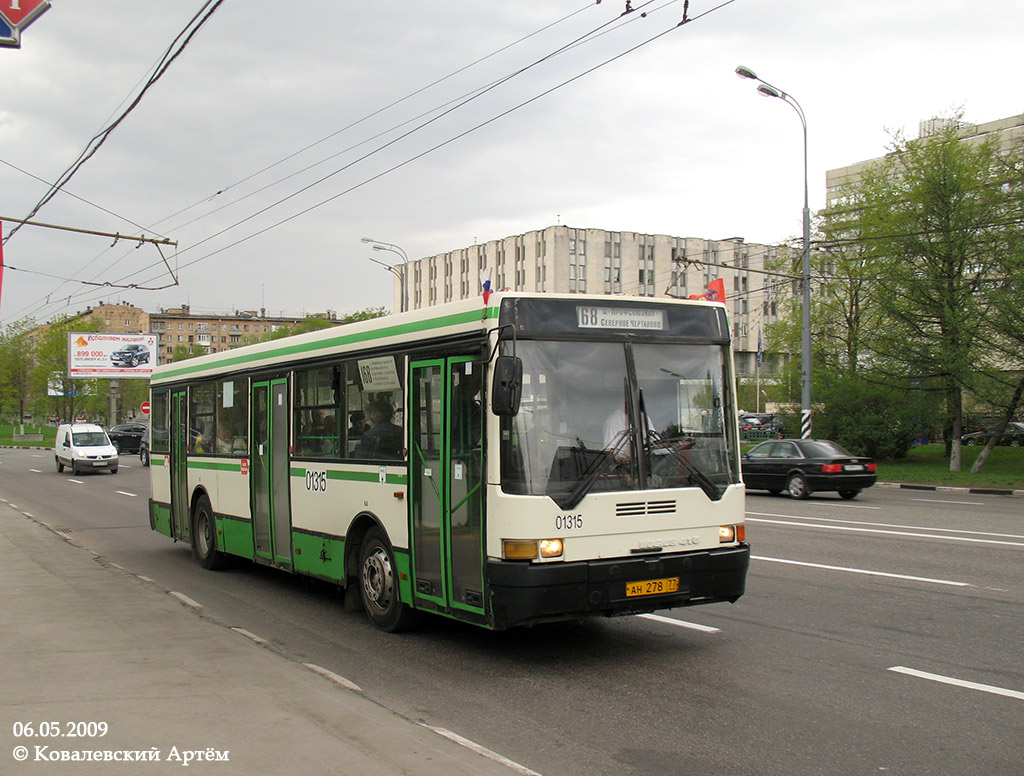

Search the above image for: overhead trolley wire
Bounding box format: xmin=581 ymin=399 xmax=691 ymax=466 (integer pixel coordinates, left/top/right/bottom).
xmin=13 ymin=0 xmax=736 ymax=321
xmin=5 ymin=1 xmax=605 ymax=323
xmin=2 ymin=0 xmax=228 ymax=246
xmin=68 ymin=0 xmax=718 ymax=296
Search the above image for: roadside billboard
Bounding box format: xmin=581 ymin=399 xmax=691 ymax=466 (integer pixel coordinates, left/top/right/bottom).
xmin=68 ymin=333 xmax=158 ymax=379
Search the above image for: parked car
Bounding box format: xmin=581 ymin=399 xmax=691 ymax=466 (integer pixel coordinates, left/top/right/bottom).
xmin=742 ymin=438 xmax=877 ymax=500
xmin=108 ymin=422 xmax=148 ymax=454
xmin=111 ymin=343 xmax=150 ymax=367
xmin=54 ymin=423 xmax=118 ymax=475
xmin=139 ymin=426 xmax=151 ymax=467
xmin=961 ymin=421 xmax=1024 ymax=447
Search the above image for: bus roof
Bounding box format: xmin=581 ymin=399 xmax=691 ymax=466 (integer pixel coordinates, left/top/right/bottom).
xmin=149 ymin=292 xmax=725 ymax=386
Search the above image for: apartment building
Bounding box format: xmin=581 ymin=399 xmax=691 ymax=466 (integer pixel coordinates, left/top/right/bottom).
xmin=397 ymin=226 xmax=783 ymax=376
xmin=83 ymin=302 xmax=329 ymax=363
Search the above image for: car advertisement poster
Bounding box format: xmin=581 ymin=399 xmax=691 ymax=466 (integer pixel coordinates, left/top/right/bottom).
xmin=68 ymin=333 xmax=158 ymax=379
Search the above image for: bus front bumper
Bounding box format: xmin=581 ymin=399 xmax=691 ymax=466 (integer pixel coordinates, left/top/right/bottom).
xmin=485 ymin=544 xmax=749 ymax=630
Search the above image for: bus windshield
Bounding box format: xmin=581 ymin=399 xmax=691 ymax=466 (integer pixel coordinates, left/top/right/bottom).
xmin=501 ymin=340 xmax=739 ymax=504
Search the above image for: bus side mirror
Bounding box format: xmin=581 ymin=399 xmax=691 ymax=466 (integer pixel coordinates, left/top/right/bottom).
xmin=491 ymin=356 xmax=522 ymax=417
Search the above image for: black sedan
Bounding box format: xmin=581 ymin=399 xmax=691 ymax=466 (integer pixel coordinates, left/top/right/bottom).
xmin=961 ymin=421 xmax=1024 ymax=447
xmin=111 ymin=343 xmax=150 ymax=367
xmin=108 ymin=422 xmax=148 ymax=454
xmin=742 ymin=439 xmax=877 ymax=500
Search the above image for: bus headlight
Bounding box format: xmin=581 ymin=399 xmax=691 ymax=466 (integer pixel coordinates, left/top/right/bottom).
xmin=502 ymin=539 xmax=565 ymax=560
xmin=719 ymin=525 xmax=746 ymax=543
xmin=539 ymin=538 xmax=564 ymax=558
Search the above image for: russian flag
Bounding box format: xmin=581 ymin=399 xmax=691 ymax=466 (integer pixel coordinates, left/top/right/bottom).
xmin=479 ymin=268 xmax=493 ymax=304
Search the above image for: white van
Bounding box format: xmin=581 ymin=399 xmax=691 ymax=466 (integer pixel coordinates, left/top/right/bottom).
xmin=55 ymin=423 xmax=119 ymax=475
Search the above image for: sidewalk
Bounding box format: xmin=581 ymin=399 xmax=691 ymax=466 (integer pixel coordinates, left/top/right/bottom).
xmin=0 ymin=507 xmax=534 ymax=776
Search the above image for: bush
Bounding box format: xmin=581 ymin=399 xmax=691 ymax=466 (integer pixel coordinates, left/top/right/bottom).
xmin=815 ymin=378 xmax=936 ymax=460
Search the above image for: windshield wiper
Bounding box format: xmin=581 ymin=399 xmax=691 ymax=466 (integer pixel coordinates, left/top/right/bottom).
xmin=645 ymin=427 xmax=723 ymax=501
xmin=550 ymin=431 xmax=631 ymax=510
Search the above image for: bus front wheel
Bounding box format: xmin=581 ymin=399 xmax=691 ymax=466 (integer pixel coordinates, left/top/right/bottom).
xmin=192 ymin=496 xmax=229 ymax=570
xmin=359 ymin=528 xmax=419 ymax=632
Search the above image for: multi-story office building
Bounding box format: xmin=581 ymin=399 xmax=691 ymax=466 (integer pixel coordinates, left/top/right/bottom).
xmin=826 ymin=113 xmax=1024 ymax=208
xmin=394 ymin=226 xmax=783 ymax=376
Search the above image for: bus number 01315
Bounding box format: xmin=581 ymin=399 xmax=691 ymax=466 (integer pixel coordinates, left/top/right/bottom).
xmin=305 ymin=470 xmax=327 ymax=492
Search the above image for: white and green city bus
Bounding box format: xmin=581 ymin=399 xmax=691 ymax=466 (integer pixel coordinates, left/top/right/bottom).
xmin=148 ymin=293 xmax=749 ymax=631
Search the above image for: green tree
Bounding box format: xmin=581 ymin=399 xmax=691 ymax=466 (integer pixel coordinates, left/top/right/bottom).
xmin=31 ymin=315 xmax=102 ymax=423
xmin=169 ymin=344 xmax=207 ymax=362
xmin=824 ymin=117 xmax=1016 ymax=471
xmin=0 ymin=318 xmax=37 ymax=427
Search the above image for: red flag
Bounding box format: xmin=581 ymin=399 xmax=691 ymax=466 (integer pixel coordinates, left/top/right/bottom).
xmin=688 ymin=278 xmax=726 ymax=303
xmin=706 ymin=277 xmax=725 ymax=303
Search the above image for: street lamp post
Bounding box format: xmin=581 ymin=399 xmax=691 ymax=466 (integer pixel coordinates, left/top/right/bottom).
xmin=361 ymin=237 xmax=410 ymax=312
xmin=735 ymin=65 xmax=812 ymax=439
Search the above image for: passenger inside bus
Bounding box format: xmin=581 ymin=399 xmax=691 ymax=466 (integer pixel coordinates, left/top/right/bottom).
xmin=354 ymin=400 xmax=403 ymax=459
xmin=348 ymin=410 xmax=366 ymax=438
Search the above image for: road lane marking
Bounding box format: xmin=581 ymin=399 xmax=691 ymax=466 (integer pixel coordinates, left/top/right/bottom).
xmin=232 ymin=627 xmax=270 ymax=647
xmin=910 ymin=497 xmax=985 ymax=506
xmin=67 ymin=479 xmax=83 ymax=484
xmin=115 ymin=490 xmax=138 ymax=497
xmin=637 ymin=613 xmax=720 ymax=632
xmin=303 ymin=663 xmax=363 ymax=692
xmin=752 ymin=555 xmax=971 ymax=587
xmin=423 ymin=725 xmax=543 ymax=776
xmin=169 ymin=592 xmax=203 ymax=609
xmin=29 ymin=468 xmax=41 ymax=473
xmin=746 ymin=515 xmax=1024 ymax=547
xmin=889 ymin=666 xmax=1024 ymax=700
xmin=748 ymin=511 xmax=1024 ymax=540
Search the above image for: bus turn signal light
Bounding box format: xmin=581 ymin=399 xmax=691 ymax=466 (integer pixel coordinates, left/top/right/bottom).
xmin=503 ymin=540 xmax=538 ymax=560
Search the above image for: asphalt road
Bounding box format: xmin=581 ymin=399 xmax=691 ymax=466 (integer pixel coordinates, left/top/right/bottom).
xmin=2 ymin=447 xmax=1022 ymax=776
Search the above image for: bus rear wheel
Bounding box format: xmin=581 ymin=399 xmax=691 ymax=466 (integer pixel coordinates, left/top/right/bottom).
xmin=192 ymin=495 xmax=229 ymax=570
xmin=359 ymin=528 xmax=419 ymax=632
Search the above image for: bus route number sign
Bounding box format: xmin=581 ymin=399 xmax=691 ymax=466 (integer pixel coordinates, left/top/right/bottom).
xmin=577 ymin=306 xmax=666 ymax=331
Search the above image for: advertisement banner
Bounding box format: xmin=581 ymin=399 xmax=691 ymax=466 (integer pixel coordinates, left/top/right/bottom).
xmin=68 ymin=333 xmax=158 ymax=379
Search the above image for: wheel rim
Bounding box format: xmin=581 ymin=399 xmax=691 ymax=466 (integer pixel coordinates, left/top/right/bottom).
xmin=362 ymin=546 xmax=395 ymax=614
xmin=789 ymin=476 xmax=806 ymax=498
xmin=196 ymin=510 xmax=213 ymax=556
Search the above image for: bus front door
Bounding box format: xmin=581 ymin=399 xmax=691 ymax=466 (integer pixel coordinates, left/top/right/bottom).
xmin=169 ymin=389 xmax=190 ymax=543
xmin=251 ymin=378 xmax=293 ymax=569
xmin=410 ymin=357 xmax=485 ymax=620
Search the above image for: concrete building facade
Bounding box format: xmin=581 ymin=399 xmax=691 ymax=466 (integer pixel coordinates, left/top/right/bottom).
xmin=826 ymin=113 xmax=1024 ymax=209
xmin=397 ymin=226 xmax=784 ymax=377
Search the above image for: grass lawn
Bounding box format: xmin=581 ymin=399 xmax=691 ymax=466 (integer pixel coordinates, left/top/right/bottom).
xmin=876 ymin=444 xmax=1024 ymax=491
xmin=0 ymin=423 xmax=56 ymax=446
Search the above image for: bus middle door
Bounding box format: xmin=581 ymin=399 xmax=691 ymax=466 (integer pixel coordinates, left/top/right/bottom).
xmin=409 ymin=357 xmax=485 ymax=621
xmin=251 ymin=378 xmax=293 ymax=569
xmin=169 ymin=389 xmax=190 ymax=543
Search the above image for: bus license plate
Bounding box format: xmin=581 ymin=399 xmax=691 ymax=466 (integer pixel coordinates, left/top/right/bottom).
xmin=625 ymin=577 xmax=680 ymax=597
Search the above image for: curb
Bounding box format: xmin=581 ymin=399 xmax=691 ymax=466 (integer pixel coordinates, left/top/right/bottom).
xmin=876 ymin=481 xmax=1024 ymax=497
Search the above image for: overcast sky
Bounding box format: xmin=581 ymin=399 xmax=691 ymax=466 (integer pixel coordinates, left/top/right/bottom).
xmin=1 ymin=0 xmax=1021 ymax=325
